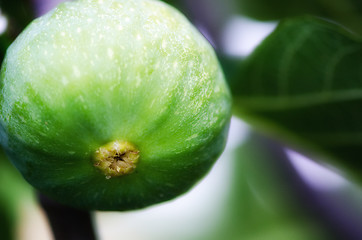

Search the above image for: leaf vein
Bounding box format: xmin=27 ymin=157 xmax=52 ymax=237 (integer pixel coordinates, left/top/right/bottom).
xmin=236 ymin=89 xmax=362 ymax=110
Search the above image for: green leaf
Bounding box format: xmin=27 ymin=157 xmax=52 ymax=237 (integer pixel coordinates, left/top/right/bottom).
xmin=235 ymin=0 xmax=362 ymax=35
xmin=0 ymin=0 xmax=34 ymax=30
xmin=0 ymin=34 xmax=12 ymax=65
xmin=0 ymin=0 xmax=35 ymax=64
xmin=161 ymin=0 xmax=182 ymax=8
xmin=0 ymin=149 xmax=33 ymax=240
xmin=236 ymin=0 xmax=323 ymax=20
xmin=232 ymin=17 xmax=362 ymax=183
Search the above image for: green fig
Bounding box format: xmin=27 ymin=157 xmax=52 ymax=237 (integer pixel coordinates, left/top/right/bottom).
xmin=0 ymin=0 xmax=231 ymax=211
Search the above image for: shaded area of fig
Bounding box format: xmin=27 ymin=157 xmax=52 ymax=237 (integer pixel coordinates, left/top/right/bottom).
xmin=3 ymin=121 xmax=230 ymax=211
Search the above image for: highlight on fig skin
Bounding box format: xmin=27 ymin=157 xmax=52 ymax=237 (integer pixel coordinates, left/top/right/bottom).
xmin=94 ymin=140 xmax=140 ymax=179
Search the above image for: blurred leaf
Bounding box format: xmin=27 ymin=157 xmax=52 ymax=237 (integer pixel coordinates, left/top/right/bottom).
xmin=235 ymin=0 xmax=362 ymax=34
xmin=218 ymin=53 xmax=243 ymax=85
xmin=0 ymin=149 xmax=33 ymax=240
xmin=204 ymin=133 xmax=336 ymax=240
xmin=162 ymin=0 xmax=183 ymax=9
xmin=0 ymin=0 xmax=35 ymax=64
xmin=231 ymin=16 xmax=362 ymax=183
xmin=0 ymin=200 xmax=14 ymax=240
xmin=0 ymin=0 xmax=34 ymax=31
xmin=236 ymin=0 xmax=323 ymax=20
xmin=0 ymin=34 xmax=11 ymax=65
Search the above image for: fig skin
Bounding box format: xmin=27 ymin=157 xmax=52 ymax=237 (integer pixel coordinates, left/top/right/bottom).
xmin=0 ymin=0 xmax=231 ymax=211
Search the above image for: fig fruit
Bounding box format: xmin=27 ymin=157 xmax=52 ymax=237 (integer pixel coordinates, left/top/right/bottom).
xmin=0 ymin=0 xmax=231 ymax=210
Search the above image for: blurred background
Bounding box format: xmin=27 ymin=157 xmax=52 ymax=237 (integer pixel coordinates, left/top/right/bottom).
xmin=1 ymin=0 xmax=362 ymax=239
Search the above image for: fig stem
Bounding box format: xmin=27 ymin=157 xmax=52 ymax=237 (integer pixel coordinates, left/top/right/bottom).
xmin=38 ymin=193 xmax=97 ymax=240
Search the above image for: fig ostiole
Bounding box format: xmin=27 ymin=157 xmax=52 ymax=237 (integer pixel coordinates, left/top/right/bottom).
xmin=94 ymin=140 xmax=140 ymax=178
xmin=0 ymin=0 xmax=231 ymax=211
